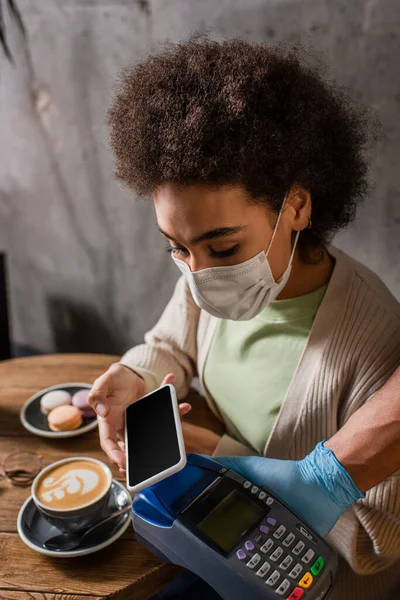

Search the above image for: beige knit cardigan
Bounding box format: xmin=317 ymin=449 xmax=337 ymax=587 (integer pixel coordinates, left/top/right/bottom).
xmin=120 ymin=247 xmax=400 ymax=600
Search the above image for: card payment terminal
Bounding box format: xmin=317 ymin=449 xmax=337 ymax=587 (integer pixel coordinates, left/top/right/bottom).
xmin=132 ymin=454 xmax=338 ymax=600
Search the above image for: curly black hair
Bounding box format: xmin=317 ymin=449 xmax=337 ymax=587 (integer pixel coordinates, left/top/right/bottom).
xmin=108 ymin=38 xmax=379 ymax=256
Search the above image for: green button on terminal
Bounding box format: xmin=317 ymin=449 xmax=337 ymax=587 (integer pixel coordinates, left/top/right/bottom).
xmin=310 ymin=556 xmax=325 ymax=576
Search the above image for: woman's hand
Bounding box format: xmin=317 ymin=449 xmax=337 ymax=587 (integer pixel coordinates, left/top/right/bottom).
xmin=182 ymin=422 xmax=221 ymax=455
xmin=216 ymin=441 xmax=365 ymax=537
xmin=88 ymin=367 xmax=191 ymax=470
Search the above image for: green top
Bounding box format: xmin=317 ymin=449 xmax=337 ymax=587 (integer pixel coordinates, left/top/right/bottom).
xmin=203 ymin=285 xmax=327 ymax=454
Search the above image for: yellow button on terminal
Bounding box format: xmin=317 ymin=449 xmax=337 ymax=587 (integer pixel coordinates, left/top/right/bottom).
xmin=299 ymin=572 xmax=313 ymax=589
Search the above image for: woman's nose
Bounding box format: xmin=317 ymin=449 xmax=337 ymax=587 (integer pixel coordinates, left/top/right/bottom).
xmin=187 ymin=255 xmax=211 ymax=273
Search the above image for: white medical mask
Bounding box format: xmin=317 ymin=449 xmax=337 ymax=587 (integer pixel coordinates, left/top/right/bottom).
xmin=172 ymin=197 xmax=300 ymax=321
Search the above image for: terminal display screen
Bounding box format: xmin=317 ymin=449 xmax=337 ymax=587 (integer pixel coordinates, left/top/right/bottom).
xmin=197 ymin=489 xmax=263 ymax=553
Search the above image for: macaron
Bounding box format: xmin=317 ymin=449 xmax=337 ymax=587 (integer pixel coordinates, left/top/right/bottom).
xmin=40 ymin=390 xmax=72 ymax=415
xmin=72 ymin=389 xmax=96 ymax=419
xmin=48 ymin=405 xmax=83 ymax=432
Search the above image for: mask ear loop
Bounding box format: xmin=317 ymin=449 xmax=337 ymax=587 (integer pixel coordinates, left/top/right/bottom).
xmin=288 ymin=230 xmax=301 ymax=265
xmin=266 ymin=195 xmax=287 ymax=257
xmin=265 ymin=193 xmax=301 ymax=266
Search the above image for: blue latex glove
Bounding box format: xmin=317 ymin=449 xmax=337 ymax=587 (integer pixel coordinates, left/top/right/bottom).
xmin=217 ymin=441 xmax=365 ymax=537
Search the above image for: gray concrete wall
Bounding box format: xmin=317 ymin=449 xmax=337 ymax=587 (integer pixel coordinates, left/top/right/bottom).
xmin=1 ymin=0 xmax=399 ymax=355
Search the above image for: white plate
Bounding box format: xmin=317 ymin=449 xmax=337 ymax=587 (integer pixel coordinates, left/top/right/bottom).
xmin=20 ymin=382 xmax=98 ymax=438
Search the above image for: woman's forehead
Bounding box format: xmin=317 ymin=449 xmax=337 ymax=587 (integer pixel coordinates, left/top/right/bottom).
xmin=154 ymin=183 xmax=271 ymax=240
xmin=154 ymin=183 xmax=266 ymax=218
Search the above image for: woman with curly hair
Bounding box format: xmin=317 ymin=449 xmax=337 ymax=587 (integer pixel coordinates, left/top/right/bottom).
xmin=89 ymin=39 xmax=400 ymax=599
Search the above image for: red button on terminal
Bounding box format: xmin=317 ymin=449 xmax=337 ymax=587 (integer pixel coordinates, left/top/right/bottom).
xmin=286 ymin=588 xmax=304 ymax=600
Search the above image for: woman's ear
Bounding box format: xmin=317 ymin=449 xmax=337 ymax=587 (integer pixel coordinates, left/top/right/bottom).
xmin=285 ymin=186 xmax=312 ymax=231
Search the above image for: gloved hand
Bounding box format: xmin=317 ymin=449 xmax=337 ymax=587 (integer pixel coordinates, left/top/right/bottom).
xmin=217 ymin=441 xmax=365 ymax=537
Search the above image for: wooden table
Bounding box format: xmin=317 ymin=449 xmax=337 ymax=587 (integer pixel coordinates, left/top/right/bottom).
xmin=0 ymin=354 xmax=224 ymax=600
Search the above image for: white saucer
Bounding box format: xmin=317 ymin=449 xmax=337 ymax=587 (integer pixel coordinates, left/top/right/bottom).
xmin=20 ymin=382 xmax=98 ymax=438
xmin=17 ymin=479 xmax=132 ymax=557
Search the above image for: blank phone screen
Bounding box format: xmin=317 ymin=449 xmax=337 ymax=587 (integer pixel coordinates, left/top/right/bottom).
xmin=126 ymin=386 xmax=181 ymax=488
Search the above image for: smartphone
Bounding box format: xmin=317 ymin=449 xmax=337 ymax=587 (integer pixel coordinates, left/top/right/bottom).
xmin=125 ymin=384 xmax=186 ymax=493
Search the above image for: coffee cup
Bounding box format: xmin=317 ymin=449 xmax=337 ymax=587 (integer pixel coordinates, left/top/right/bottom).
xmin=31 ymin=456 xmax=113 ymax=533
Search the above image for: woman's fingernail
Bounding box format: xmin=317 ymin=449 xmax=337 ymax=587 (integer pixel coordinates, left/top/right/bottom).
xmin=95 ymin=403 xmax=107 ymax=417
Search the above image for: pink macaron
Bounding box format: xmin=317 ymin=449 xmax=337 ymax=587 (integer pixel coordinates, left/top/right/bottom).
xmin=71 ymin=389 xmax=96 ymax=419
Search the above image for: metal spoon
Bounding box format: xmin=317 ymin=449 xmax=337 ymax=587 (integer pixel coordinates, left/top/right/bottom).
xmin=43 ymin=505 xmax=131 ymax=551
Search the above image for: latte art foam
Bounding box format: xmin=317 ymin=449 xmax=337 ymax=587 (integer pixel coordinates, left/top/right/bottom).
xmin=41 ymin=469 xmax=99 ymax=502
xmin=36 ymin=460 xmax=110 ymax=510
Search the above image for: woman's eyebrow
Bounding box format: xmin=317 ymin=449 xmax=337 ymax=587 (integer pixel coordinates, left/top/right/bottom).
xmin=190 ymin=226 xmax=246 ymax=244
xmin=157 ymin=224 xmax=246 ymax=244
xmin=157 ymin=224 xmax=178 ymax=243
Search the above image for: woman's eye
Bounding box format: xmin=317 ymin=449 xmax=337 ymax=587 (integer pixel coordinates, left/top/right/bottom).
xmin=209 ymin=244 xmax=240 ymax=259
xmin=166 ymin=245 xmax=189 ymax=257
xmin=166 ymin=244 xmax=240 ymax=259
